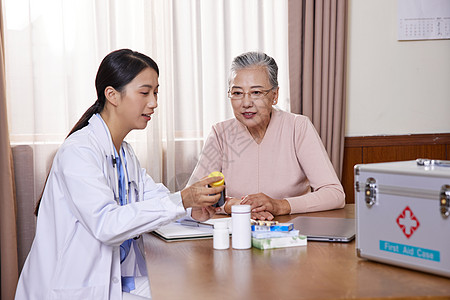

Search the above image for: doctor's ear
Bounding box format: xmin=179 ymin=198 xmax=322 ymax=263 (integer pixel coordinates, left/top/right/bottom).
xmin=104 ymin=86 xmax=120 ymax=106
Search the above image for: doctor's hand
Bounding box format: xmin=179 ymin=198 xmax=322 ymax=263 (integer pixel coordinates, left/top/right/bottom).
xmin=181 ymin=176 xmax=225 ymax=209
xmin=240 ymin=193 xmax=291 ymax=216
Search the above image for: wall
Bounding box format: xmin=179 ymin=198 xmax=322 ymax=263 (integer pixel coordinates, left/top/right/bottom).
xmin=346 ymin=0 xmax=450 ymax=137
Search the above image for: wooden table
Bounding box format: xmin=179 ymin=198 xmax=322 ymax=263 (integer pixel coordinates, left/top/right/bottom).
xmin=143 ymin=205 xmax=450 ymax=300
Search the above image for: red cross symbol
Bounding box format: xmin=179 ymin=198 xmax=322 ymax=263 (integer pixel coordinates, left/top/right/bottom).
xmin=396 ymin=206 xmax=420 ymax=239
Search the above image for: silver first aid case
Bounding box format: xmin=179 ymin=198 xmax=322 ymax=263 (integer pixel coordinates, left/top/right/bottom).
xmin=354 ymin=159 xmax=450 ymax=277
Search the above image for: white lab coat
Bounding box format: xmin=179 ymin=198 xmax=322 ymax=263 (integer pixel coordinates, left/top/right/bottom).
xmin=15 ymin=114 xmax=186 ymax=300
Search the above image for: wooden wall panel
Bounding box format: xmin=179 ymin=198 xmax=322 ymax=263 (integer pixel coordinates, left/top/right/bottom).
xmin=341 ymin=134 xmax=450 ymax=204
xmin=342 ymin=147 xmax=362 ymax=206
xmin=363 ymin=145 xmax=447 ymax=163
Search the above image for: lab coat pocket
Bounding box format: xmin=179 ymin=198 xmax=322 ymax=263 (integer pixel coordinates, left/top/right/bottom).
xmin=49 ymin=285 xmax=107 ymax=300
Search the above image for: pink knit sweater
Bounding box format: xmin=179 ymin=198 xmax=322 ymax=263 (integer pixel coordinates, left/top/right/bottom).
xmin=188 ymin=109 xmax=345 ymax=214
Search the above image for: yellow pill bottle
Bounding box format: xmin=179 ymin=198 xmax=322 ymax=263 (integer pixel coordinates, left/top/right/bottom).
xmin=208 ymin=171 xmax=226 ymax=207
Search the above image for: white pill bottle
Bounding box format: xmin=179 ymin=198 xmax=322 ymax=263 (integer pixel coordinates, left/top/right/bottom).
xmin=213 ymin=221 xmax=230 ymax=250
xmin=231 ymin=205 xmax=251 ymax=249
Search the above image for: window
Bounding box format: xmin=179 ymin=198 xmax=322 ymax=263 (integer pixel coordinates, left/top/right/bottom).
xmin=4 ymin=0 xmax=289 ymax=192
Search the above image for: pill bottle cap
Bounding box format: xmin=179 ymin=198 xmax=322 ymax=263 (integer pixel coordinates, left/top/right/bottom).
xmin=208 ymin=171 xmax=225 ymax=186
xmin=214 ymin=221 xmax=228 ymax=229
xmin=231 ymin=204 xmax=251 ymax=213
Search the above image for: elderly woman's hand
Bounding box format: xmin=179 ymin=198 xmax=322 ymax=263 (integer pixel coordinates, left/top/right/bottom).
xmin=191 ymin=206 xmax=216 ymax=222
xmin=223 ymin=197 xmax=241 ymax=214
xmin=251 ymin=211 xmax=274 ymax=221
xmin=240 ymin=193 xmax=291 ymax=216
xmin=223 ymin=196 xmax=274 ymax=220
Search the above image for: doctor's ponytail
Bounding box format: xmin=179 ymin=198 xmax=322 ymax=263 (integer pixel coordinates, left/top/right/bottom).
xmin=67 ymin=99 xmax=103 ymax=137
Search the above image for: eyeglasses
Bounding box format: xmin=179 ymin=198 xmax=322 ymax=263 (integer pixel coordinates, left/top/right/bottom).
xmin=227 ymin=88 xmax=274 ymax=100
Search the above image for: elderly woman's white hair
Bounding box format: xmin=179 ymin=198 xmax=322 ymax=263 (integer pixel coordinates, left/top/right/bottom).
xmin=228 ymin=51 xmax=278 ymax=89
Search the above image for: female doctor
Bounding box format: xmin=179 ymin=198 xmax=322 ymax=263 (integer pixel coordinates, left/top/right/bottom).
xmin=15 ymin=49 xmax=224 ymax=300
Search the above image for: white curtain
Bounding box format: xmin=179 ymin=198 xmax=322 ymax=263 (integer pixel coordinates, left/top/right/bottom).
xmin=4 ymin=0 xmax=289 ymax=198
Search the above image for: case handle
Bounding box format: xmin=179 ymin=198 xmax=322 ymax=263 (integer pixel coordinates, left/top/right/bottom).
xmin=416 ymin=158 xmax=450 ymax=167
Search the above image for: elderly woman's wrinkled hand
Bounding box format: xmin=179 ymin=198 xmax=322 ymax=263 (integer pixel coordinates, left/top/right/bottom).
xmin=251 ymin=211 xmax=274 ymax=221
xmin=240 ymin=193 xmax=291 ymax=216
xmin=191 ymin=206 xmax=216 ymax=222
xmin=223 ymin=197 xmax=241 ymax=214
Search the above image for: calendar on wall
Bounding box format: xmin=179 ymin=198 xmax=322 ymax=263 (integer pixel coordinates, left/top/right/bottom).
xmin=398 ymin=0 xmax=450 ymax=41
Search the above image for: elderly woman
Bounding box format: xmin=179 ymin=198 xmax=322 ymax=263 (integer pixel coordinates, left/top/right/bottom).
xmin=188 ymin=51 xmax=345 ymax=220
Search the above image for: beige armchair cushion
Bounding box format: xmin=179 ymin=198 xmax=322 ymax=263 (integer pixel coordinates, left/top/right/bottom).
xmin=12 ymin=145 xmax=36 ymax=272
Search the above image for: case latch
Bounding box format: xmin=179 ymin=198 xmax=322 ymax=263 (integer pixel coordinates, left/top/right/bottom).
xmin=440 ymin=185 xmax=450 ymax=218
xmin=365 ymin=178 xmax=377 ymax=207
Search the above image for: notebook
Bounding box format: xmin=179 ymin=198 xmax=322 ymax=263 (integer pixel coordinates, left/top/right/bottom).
xmin=152 ymin=218 xmax=231 ymax=242
xmin=291 ymin=216 xmax=355 ymax=242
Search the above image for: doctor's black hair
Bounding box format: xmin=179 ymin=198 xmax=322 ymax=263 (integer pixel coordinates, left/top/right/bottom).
xmin=67 ymin=49 xmax=159 ymax=137
xmin=35 ymin=49 xmax=159 ymax=216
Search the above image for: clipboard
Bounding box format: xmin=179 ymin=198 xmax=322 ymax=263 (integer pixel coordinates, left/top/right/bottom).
xmin=152 ymin=218 xmax=231 ymax=242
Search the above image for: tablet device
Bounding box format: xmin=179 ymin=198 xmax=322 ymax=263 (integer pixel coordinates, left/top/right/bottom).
xmin=291 ymin=216 xmax=355 ymax=242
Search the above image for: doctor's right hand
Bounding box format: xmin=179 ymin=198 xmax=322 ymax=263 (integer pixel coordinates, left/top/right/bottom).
xmin=180 ymin=176 xmax=225 ymax=209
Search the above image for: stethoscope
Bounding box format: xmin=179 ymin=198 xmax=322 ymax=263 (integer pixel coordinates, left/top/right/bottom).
xmin=97 ymin=114 xmax=129 ymax=205
xmin=109 ymin=125 xmax=144 ymax=241
xmin=112 ymin=148 xmax=129 ymax=205
xmin=98 ymin=114 xmax=143 ymax=239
